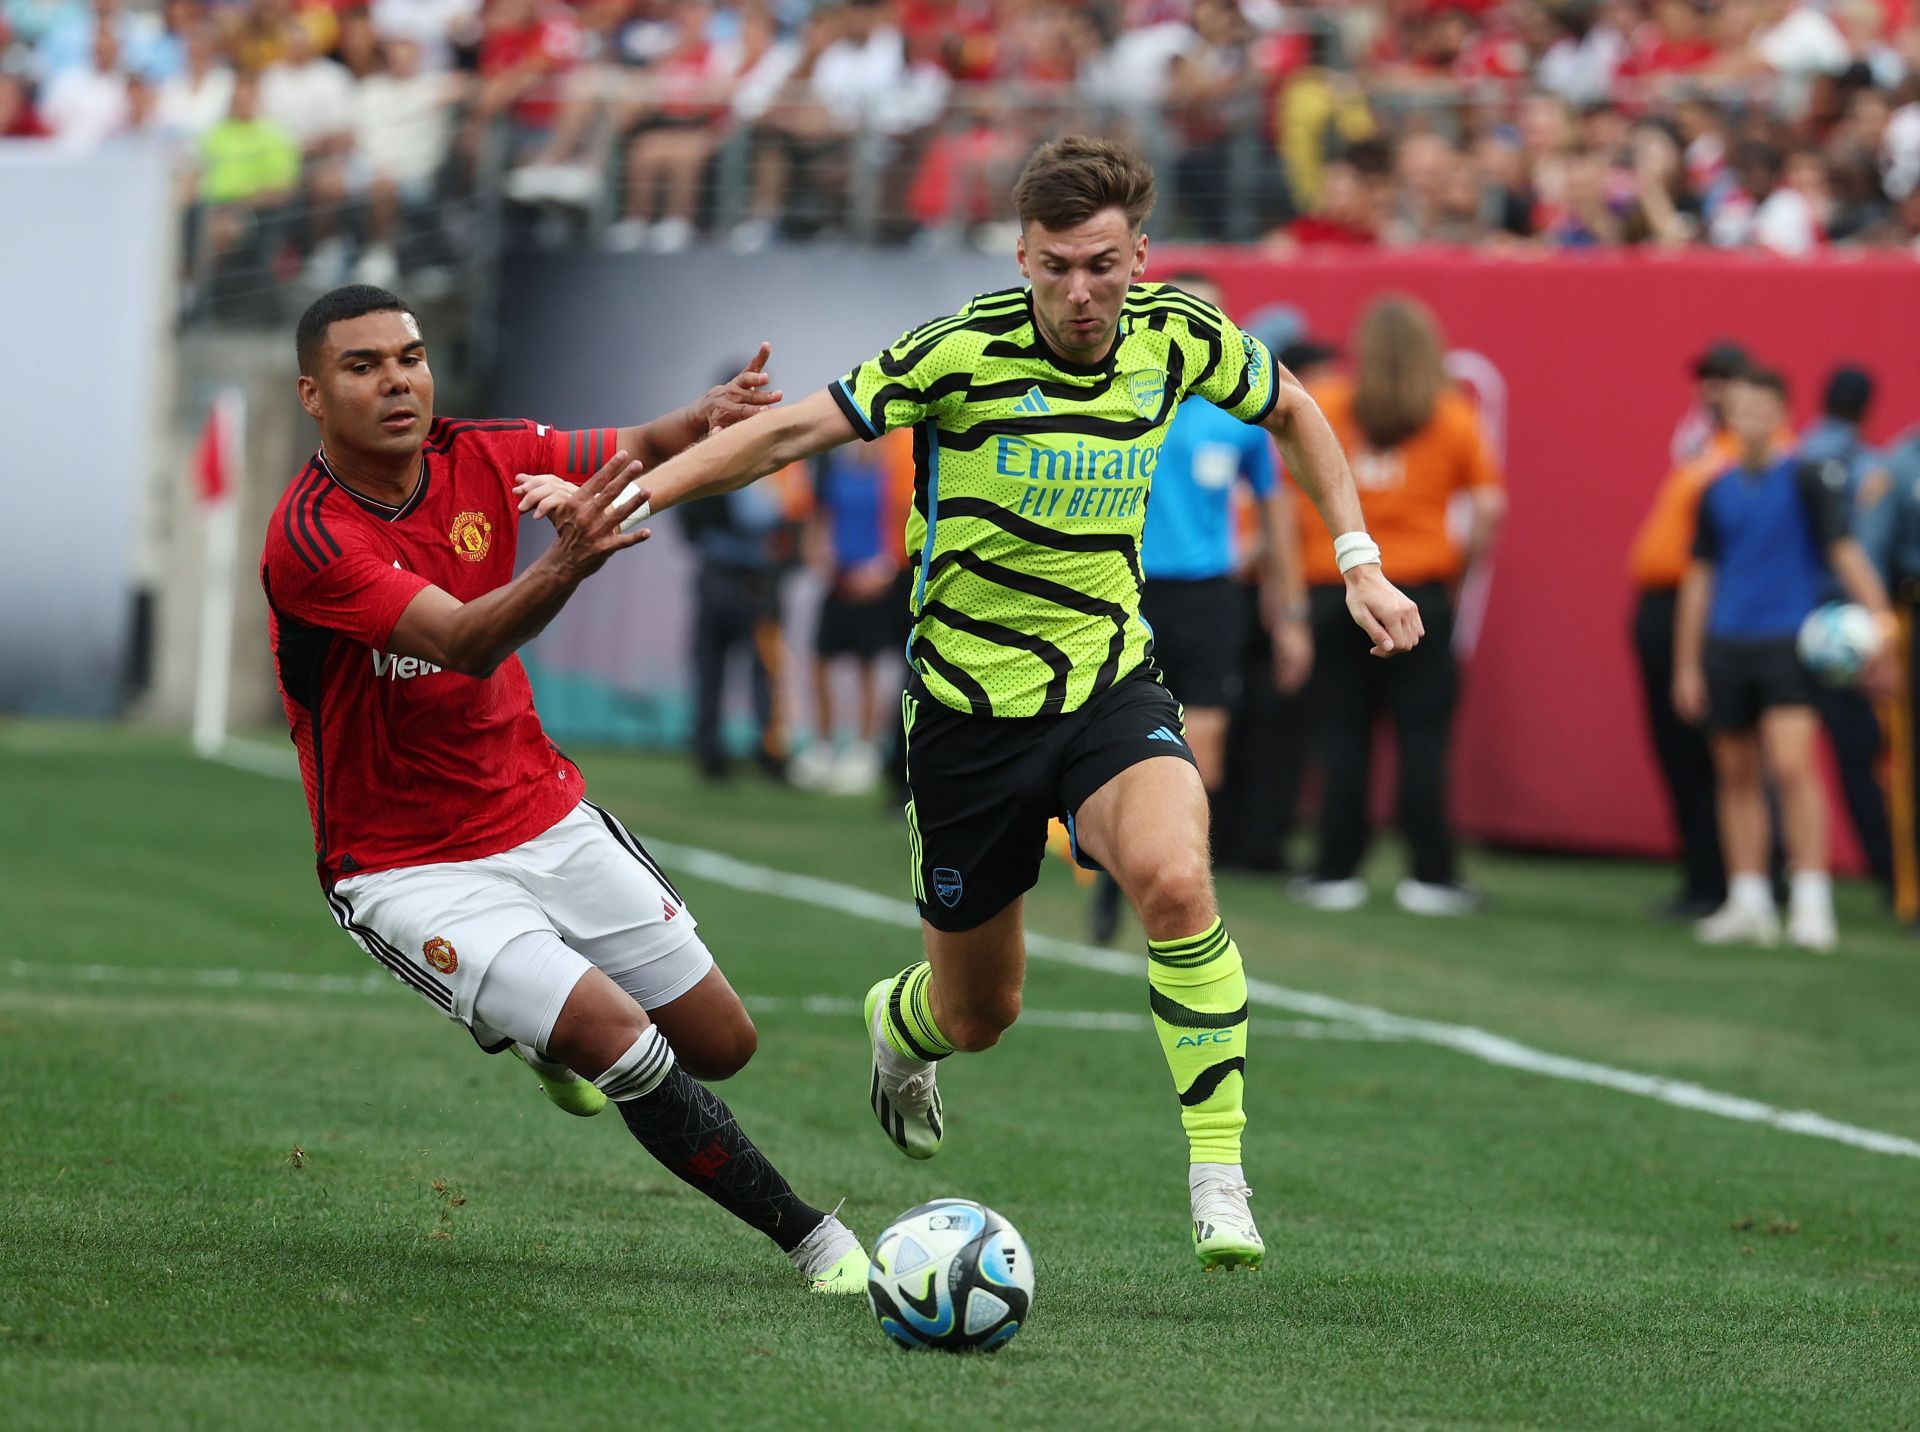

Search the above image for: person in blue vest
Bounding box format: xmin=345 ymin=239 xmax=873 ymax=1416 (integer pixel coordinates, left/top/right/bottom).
xmin=1860 ymin=416 xmax=1920 ymax=923
xmin=1674 ymin=367 xmax=1893 ymax=952
xmin=1798 ymin=365 xmax=1894 ymax=901
xmin=1087 ymin=273 xmax=1307 ymax=945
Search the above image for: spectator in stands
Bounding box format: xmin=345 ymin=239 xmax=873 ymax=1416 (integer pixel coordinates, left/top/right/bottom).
xmin=465 ymin=0 xmax=580 ymax=165
xmin=1291 ymin=295 xmax=1505 ymax=917
xmin=791 ymin=426 xmax=914 ymax=797
xmin=1472 ymin=124 xmax=1537 ymax=238
xmin=196 ymin=67 xmax=299 ymax=281
xmin=157 ymin=18 xmax=234 ymax=141
xmin=370 ymin=0 xmax=481 ymax=72
xmin=1165 ymin=0 xmax=1262 ymax=240
xmin=1621 ymin=115 xmax=1703 ymax=245
xmin=352 ymin=34 xmax=456 ymax=287
xmin=606 ymin=1 xmax=736 ymax=253
xmin=1710 ymin=138 xmax=1821 ymax=254
xmin=40 ymin=20 xmax=129 ymax=147
xmin=33 ymin=0 xmax=163 ymax=80
xmin=1534 ymin=0 xmax=1628 ymax=107
xmin=1264 ymin=142 xmax=1383 ymax=251
xmin=261 ymin=18 xmax=356 ymax=283
xmin=1674 ymin=367 xmax=1892 ymax=951
xmin=0 ymin=70 xmax=52 ymax=137
xmin=1543 ymin=145 xmax=1622 ymax=245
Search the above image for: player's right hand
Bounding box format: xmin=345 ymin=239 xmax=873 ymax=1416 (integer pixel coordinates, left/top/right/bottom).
xmin=541 ymin=451 xmax=653 ymax=576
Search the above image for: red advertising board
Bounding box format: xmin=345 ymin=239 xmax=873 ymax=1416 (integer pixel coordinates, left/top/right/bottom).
xmin=1169 ymin=250 xmax=1920 ymax=863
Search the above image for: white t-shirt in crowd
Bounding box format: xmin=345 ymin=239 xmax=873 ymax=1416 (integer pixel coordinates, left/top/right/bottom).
xmin=811 ymin=25 xmax=905 ymax=129
xmin=41 ymin=66 xmax=131 ymax=149
xmin=355 ymin=72 xmax=453 ymax=186
xmin=370 ymin=0 xmax=482 ymax=70
xmin=261 ymin=57 xmax=357 ymax=147
xmin=157 ymin=66 xmax=235 ymax=140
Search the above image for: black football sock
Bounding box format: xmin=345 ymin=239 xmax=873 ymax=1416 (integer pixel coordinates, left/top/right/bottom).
xmin=594 ymin=1027 xmax=826 ymax=1254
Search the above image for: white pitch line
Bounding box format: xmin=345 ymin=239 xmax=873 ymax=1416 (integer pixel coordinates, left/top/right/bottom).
xmin=203 ymin=740 xmax=1920 ymax=1162
xmin=0 ymin=960 xmax=1395 ymax=1042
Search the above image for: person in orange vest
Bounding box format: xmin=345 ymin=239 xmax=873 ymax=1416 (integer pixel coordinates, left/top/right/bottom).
xmin=1289 ymin=295 xmax=1505 ymax=915
xmin=1626 ymin=342 xmax=1749 ymax=919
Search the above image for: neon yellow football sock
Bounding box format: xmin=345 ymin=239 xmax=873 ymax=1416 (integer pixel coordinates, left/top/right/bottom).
xmin=1147 ymin=919 xmax=1248 ymax=1164
xmin=877 ymin=962 xmax=955 ymax=1061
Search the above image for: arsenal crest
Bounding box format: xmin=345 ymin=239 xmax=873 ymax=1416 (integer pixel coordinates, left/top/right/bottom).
xmin=449 ymin=510 xmax=492 ymax=562
xmin=1125 ymin=369 xmax=1167 ymax=420
xmin=423 ymin=936 xmax=458 ymax=974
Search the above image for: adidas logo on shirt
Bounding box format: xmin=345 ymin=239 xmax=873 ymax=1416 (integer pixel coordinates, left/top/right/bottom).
xmin=1147 ymin=726 xmax=1183 ymax=744
xmin=1012 ymin=386 xmax=1052 ymax=415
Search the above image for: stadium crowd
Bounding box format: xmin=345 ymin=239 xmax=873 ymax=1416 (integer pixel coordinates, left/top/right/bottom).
xmin=7 ymin=0 xmax=1920 ymax=294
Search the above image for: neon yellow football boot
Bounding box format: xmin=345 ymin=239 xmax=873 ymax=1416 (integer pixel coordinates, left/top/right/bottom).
xmin=510 ymin=1044 xmax=606 ymax=1118
xmin=791 ymin=1206 xmax=869 ymax=1294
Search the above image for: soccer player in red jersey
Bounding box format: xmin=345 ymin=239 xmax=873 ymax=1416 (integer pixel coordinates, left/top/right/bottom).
xmin=260 ymin=285 xmax=867 ymax=1293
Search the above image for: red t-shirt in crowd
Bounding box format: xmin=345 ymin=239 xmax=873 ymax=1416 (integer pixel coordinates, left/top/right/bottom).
xmin=260 ymin=416 xmax=616 ymax=887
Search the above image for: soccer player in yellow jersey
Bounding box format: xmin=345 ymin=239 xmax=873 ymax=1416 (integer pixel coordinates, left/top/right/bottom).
xmin=518 ymin=137 xmax=1422 ymax=1270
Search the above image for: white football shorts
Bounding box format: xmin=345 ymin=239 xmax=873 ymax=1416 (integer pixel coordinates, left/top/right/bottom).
xmin=326 ymin=798 xmax=712 ymax=1050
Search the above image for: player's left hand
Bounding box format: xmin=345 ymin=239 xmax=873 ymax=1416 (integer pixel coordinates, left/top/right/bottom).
xmin=698 ymin=342 xmax=783 ymax=435
xmin=1344 ymin=566 xmax=1423 ymax=658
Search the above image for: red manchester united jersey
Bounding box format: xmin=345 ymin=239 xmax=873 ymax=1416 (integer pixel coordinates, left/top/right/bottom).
xmin=261 ymin=416 xmax=618 ymax=886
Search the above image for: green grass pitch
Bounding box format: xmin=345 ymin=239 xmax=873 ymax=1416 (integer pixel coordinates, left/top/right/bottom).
xmin=3 ymin=725 xmax=1918 ymax=1429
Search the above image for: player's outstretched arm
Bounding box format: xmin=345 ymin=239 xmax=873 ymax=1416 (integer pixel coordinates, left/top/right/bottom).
xmin=389 ymin=451 xmax=652 ymax=678
xmin=616 ymin=343 xmax=784 ymax=467
xmin=1260 ymin=367 xmax=1424 ymax=658
xmin=519 ymin=388 xmax=856 ymax=524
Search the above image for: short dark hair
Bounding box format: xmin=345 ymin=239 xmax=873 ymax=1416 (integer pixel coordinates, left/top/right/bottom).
xmin=1739 ymin=365 xmax=1789 ymax=401
xmin=1823 ymin=365 xmax=1874 ymax=423
xmin=296 ymin=284 xmax=417 ymax=375
xmin=1012 ymin=135 xmax=1156 ymax=233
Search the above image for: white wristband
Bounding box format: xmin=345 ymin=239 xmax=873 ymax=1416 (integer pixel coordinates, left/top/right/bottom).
xmin=617 ymin=481 xmax=652 ymax=534
xmin=1333 ymin=531 xmax=1381 ymax=575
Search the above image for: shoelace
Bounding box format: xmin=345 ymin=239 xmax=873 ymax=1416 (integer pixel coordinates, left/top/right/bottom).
xmin=891 ymin=1065 xmax=938 ymax=1110
xmin=1191 ymin=1177 xmax=1257 ymax=1230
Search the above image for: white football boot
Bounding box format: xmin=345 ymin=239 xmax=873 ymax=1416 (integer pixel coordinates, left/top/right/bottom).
xmin=1190 ymin=1163 xmax=1264 ymax=1272
xmin=864 ymin=978 xmax=943 ymax=1159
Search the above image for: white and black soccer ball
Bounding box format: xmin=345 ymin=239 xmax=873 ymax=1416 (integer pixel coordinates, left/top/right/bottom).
xmin=1797 ymin=602 xmax=1881 ymax=686
xmin=866 ymin=1198 xmax=1033 ymax=1352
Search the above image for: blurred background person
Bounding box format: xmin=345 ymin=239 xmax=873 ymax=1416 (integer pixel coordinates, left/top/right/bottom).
xmin=1674 ymin=368 xmax=1892 ymax=951
xmin=1290 ymin=295 xmax=1505 ymax=917
xmin=1086 ymin=272 xmax=1303 ymax=945
xmin=1626 ymin=341 xmax=1751 ymax=919
xmin=679 ymin=364 xmax=813 ymax=784
xmin=1800 ymin=364 xmax=1894 ymax=901
xmin=1213 ymin=334 xmax=1339 ymax=879
xmin=791 ymin=425 xmax=915 ymax=797
xmin=1862 ymin=417 xmax=1920 ymax=923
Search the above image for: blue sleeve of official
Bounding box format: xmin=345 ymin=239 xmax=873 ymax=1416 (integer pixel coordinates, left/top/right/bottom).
xmin=1240 ymin=426 xmax=1277 ymax=497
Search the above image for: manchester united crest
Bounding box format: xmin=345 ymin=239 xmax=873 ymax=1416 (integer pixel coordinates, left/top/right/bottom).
xmin=449 ymin=510 xmax=492 ymax=562
xmin=423 ymin=936 xmax=458 ymax=974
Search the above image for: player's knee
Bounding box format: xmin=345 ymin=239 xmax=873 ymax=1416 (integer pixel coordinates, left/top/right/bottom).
xmin=945 ymin=988 xmax=1020 ymax=1052
xmin=1131 ymin=852 xmax=1214 ymax=932
xmin=679 ymin=1016 xmax=758 ymax=1081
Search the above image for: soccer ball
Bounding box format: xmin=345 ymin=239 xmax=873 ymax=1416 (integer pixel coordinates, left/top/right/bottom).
xmin=1797 ymin=603 xmax=1882 ymax=686
xmin=866 ymin=1198 xmax=1034 ymax=1352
